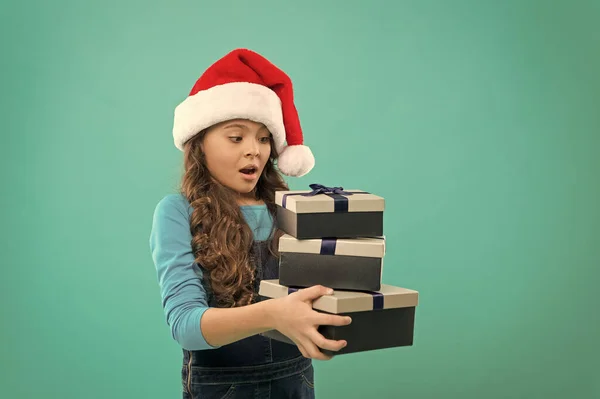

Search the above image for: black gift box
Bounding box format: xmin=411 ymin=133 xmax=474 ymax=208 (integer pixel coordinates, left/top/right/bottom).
xmin=275 ymin=186 xmax=385 ymax=239
xmin=278 ymin=234 xmax=386 ymax=291
xmin=259 ymin=279 xmax=418 ymax=356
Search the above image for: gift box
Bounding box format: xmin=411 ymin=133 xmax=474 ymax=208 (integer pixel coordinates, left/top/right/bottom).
xmin=275 ymin=184 xmax=385 ymax=239
xmin=259 ymin=279 xmax=418 ymax=356
xmin=278 ymin=234 xmax=386 ymax=291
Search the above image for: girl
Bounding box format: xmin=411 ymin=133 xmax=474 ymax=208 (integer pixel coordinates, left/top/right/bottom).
xmin=149 ymin=48 xmax=352 ymax=399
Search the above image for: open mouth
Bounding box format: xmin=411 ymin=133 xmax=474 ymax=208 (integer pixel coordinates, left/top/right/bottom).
xmin=239 ymin=166 xmax=258 ymax=175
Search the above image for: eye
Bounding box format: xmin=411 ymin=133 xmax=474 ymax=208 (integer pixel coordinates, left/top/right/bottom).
xmin=228 ymin=136 xmax=242 ymax=143
xmin=259 ymin=136 xmax=270 ymax=144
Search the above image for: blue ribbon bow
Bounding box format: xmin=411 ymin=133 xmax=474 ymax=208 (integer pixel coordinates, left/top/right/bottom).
xmin=301 ymin=184 xmax=354 ymax=197
xmin=281 ymin=183 xmax=370 ymax=212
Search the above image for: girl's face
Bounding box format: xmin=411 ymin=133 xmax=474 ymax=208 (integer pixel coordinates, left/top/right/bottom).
xmin=201 ymin=119 xmax=272 ymax=198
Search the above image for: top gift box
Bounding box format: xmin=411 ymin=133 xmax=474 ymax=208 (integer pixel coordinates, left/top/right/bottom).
xmin=275 ymin=184 xmax=385 ymax=239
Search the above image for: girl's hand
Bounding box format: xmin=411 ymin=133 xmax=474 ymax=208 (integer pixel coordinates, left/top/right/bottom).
xmin=270 ymin=285 xmax=352 ymax=360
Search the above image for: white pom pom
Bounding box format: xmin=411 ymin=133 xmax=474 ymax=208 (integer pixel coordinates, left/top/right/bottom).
xmin=277 ymin=145 xmax=315 ymax=177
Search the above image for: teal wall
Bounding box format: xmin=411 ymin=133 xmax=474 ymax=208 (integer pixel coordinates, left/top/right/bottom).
xmin=2 ymin=1 xmax=599 ymax=398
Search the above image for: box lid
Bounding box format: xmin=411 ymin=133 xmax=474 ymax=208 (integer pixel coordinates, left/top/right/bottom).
xmin=279 ymin=234 xmax=386 ymax=258
xmin=275 ymin=186 xmax=384 ymax=214
xmin=259 ymin=279 xmax=418 ymax=314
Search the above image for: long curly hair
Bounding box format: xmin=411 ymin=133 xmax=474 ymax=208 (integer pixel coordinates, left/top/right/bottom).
xmin=179 ymin=128 xmax=289 ymax=308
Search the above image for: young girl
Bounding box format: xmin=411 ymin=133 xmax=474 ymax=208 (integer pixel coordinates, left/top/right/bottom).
xmin=149 ymin=49 xmax=352 ymax=399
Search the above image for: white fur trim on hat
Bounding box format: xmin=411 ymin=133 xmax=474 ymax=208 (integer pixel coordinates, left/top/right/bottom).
xmin=277 ymin=144 xmax=315 ymax=177
xmin=173 ymin=82 xmax=286 ymax=151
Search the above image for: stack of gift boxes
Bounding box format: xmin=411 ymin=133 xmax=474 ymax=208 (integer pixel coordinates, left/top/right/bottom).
xmin=259 ymin=184 xmax=419 ymax=356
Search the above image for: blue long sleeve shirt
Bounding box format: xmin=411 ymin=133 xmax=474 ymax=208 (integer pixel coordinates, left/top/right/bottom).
xmin=149 ymin=193 xmax=274 ymax=350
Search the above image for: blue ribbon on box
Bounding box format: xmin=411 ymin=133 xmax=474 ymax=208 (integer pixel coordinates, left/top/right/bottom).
xmin=320 ymin=238 xmax=337 ymax=255
xmin=319 ymin=236 xmax=384 ymax=256
xmin=281 ymin=183 xmax=370 ymax=213
xmin=287 ymin=287 xmax=384 ymax=310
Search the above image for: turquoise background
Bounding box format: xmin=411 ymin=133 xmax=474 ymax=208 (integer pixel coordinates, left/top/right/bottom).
xmin=2 ymin=0 xmax=599 ymax=398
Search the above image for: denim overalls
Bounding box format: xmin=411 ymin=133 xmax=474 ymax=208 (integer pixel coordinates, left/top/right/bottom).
xmin=181 ymin=239 xmax=315 ymax=399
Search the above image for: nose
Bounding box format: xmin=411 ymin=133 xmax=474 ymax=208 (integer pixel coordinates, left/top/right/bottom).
xmin=244 ymin=140 xmax=260 ymax=158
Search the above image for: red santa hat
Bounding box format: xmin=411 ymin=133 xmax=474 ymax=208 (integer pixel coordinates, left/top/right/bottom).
xmin=172 ymin=48 xmax=315 ymax=177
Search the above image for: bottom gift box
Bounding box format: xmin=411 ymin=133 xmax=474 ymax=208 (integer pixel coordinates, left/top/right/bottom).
xmin=258 ymin=279 xmax=418 ymax=356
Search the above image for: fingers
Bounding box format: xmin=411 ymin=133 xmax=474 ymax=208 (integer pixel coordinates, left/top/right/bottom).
xmin=294 ymin=285 xmax=334 ymax=302
xmin=296 ymin=342 xmax=309 ymax=359
xmin=309 ymin=330 xmax=347 ymax=353
xmin=317 ymin=313 xmax=353 ymax=327
xmin=294 ymin=338 xmax=332 ymax=361
xmin=299 ymin=338 xmax=333 ymax=361
xmin=296 ymin=330 xmax=346 ymax=360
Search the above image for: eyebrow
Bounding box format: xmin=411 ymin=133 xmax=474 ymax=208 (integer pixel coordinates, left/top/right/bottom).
xmin=223 ymin=123 xmax=269 ymax=134
xmin=223 ymin=123 xmax=248 ymax=130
